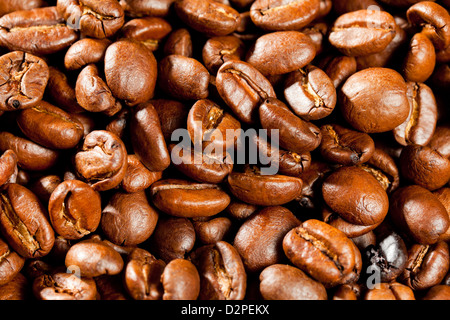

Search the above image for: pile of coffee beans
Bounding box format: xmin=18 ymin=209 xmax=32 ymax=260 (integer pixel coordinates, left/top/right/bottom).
xmin=0 ymin=0 xmax=449 ymax=301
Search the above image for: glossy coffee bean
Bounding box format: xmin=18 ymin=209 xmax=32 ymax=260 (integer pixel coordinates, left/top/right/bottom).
xmin=0 ymin=150 xmax=18 ymax=186
xmin=65 ymin=238 xmax=124 ymax=278
xmin=403 ymin=32 xmax=436 ymax=83
xmin=283 ymin=219 xmax=362 ymax=288
xmin=0 ymin=6 xmax=78 ymax=55
xmin=64 ymin=38 xmax=111 ymax=71
xmin=364 ymin=282 xmax=415 ymax=300
xmin=48 ymin=180 xmax=101 ymax=240
xmin=33 ymin=272 xmax=97 ymax=300
xmin=259 ymin=264 xmax=327 ymax=300
xmin=190 ymin=241 xmax=246 ymax=300
xmin=0 ymin=0 xmax=47 ymax=16
xmin=118 ymin=17 xmax=171 ymax=52
xmin=150 ymin=179 xmax=231 ymax=218
xmin=164 ymin=28 xmax=193 ymax=57
xmin=0 ymin=183 xmax=54 ymax=258
xmin=161 ymin=258 xmax=200 ymax=300
xmin=0 ymin=237 xmax=24 ymax=286
xmin=0 ymin=272 xmax=28 ymax=300
xmin=121 ymin=155 xmax=162 ymax=193
xmin=340 ymin=68 xmax=409 ymax=133
xmin=119 ymin=0 xmax=174 ymax=18
xmin=193 ymin=216 xmax=232 ymax=245
xmin=234 ymin=206 xmax=300 ymax=273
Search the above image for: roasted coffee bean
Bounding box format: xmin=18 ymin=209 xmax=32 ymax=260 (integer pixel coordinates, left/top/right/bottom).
xmin=259 ymin=264 xmax=327 ymax=300
xmin=17 ymin=101 xmax=84 ymax=150
xmin=0 ymin=51 xmax=49 ymax=111
xmin=433 ymin=187 xmax=450 ymax=242
xmin=65 ymin=238 xmax=124 ymax=278
xmin=320 ymin=55 xmax=357 ymax=89
xmin=364 ymin=282 xmax=415 ymax=300
xmin=0 ymin=6 xmax=78 ymax=55
xmin=249 ymin=0 xmax=320 ymax=31
xmin=0 ymin=237 xmax=24 ymax=286
xmin=119 ymin=0 xmax=174 ymax=18
xmin=259 ymin=98 xmax=322 ymax=153
xmin=46 ymin=67 xmax=84 ymax=114
xmin=0 ymin=183 xmax=54 ymax=258
xmin=123 ymin=248 xmax=165 ymax=300
xmin=390 ymin=185 xmax=449 ymax=244
xmin=216 ymin=60 xmax=276 ymax=124
xmin=130 ymin=102 xmax=170 ymax=172
xmin=150 ymin=179 xmax=231 ymax=218
xmin=332 ymin=0 xmax=382 ymax=15
xmin=163 ymin=28 xmax=193 ymax=57
xmin=190 ymin=241 xmax=246 ymax=300
xmin=422 ymin=285 xmax=450 ymax=300
xmin=121 ymin=155 xmax=162 ymax=193
xmin=340 ymin=68 xmax=410 ymax=133
xmin=187 ymin=98 xmax=241 ymax=153
xmin=329 ymin=9 xmax=396 ymax=57
xmin=332 ymin=283 xmax=362 ymax=300
xmin=152 ymin=99 xmax=189 ymax=142
xmin=174 ymin=0 xmax=240 ymax=37
xmin=48 ymin=180 xmax=101 ymax=240
xmin=160 ymin=258 xmax=200 ymax=300
xmin=406 ymin=1 xmax=450 ymax=50
xmin=95 ymin=274 xmax=128 ymax=300
xmin=225 ymin=199 xmax=258 ymax=220
xmin=75 ymin=64 xmax=122 ymax=116
xmin=119 ymin=17 xmax=171 ymax=52
xmin=0 ymin=272 xmax=28 ymax=300
xmin=73 ymin=130 xmax=128 ymax=192
xmin=234 ymin=206 xmax=300 ymax=273
xmin=246 ymin=31 xmax=316 ymax=76
xmin=193 ymin=216 xmax=232 ymax=244
xmin=64 ymin=38 xmax=111 ymax=71
xmin=0 ymin=0 xmax=47 ymax=16
xmin=149 ymin=216 xmax=196 ymax=263
xmin=403 ymin=32 xmax=436 ymax=83
xmin=393 ymin=82 xmax=438 ymax=147
xmin=0 ymin=150 xmax=17 ymax=186
xmin=104 ymin=39 xmax=157 ymax=107
xmin=319 ymin=124 xmax=375 ymax=165
xmin=57 ymin=0 xmax=125 ymax=39
xmin=283 ymin=219 xmax=362 ymax=288
xmin=158 ymin=54 xmax=209 ymax=101
xmin=32 ymin=272 xmax=97 ymax=300
xmin=202 ymin=36 xmax=245 ymax=74
xmin=283 ymin=65 xmax=336 ymax=121
xmin=227 ymin=167 xmax=303 ymax=206
xmin=101 ymin=190 xmax=158 ymax=246
xmin=399 ymin=241 xmax=450 ymax=291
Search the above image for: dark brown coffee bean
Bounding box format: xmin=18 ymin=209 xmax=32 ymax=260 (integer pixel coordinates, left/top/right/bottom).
xmin=190 ymin=241 xmax=246 ymax=300
xmin=123 ymin=248 xmax=165 ymax=300
xmin=225 ymin=199 xmax=258 ymax=220
xmin=332 ymin=0 xmax=382 ymax=15
xmin=401 ymin=241 xmax=450 ymax=291
xmin=174 ymin=0 xmax=240 ymax=37
xmin=65 ymin=238 xmax=124 ymax=278
xmin=364 ymin=282 xmax=415 ymax=300
xmin=169 ymin=144 xmax=233 ymax=184
xmin=0 ymin=51 xmax=49 ymax=111
xmin=322 ymin=166 xmax=389 ymax=226
xmin=163 ymin=28 xmax=193 ymax=57
xmin=101 ymin=190 xmax=158 ymax=246
xmin=32 ymin=272 xmax=97 ymax=300
xmin=422 ymin=285 xmax=450 ymax=300
xmin=57 ymin=0 xmax=125 ymax=39
xmin=0 ymin=272 xmax=28 ymax=300
xmin=158 ymin=54 xmax=210 ymax=101
xmin=216 ymin=60 xmax=276 ymax=124
xmin=390 ymin=185 xmax=449 ymax=244
xmin=64 ymin=38 xmax=111 ymax=71
xmin=48 ymin=180 xmax=101 ymax=240
xmin=17 ymin=101 xmax=84 ymax=150
xmin=319 ymin=124 xmax=375 ymax=165
xmin=259 ymin=264 xmax=327 ymax=300
xmin=121 ymin=155 xmax=162 ymax=193
xmin=119 ymin=17 xmax=172 ymax=51
xmin=320 ymin=55 xmax=357 ymax=89
xmin=161 ymin=258 xmax=200 ymax=300
xmin=130 ymin=102 xmax=170 ymax=172
xmin=0 ymin=6 xmax=78 ymax=55
xmin=283 ymin=219 xmax=362 ymax=288
xmin=433 ymin=187 xmax=450 ymax=242
xmin=340 ymin=67 xmax=410 ymax=133
xmin=202 ymin=35 xmax=245 ymax=74
xmin=95 ymin=274 xmax=128 ymax=300
xmin=259 ymin=98 xmax=322 ymax=153
xmin=407 ymin=1 xmax=450 ymax=50
xmin=283 ymin=65 xmax=337 ymax=121
xmin=403 ymin=32 xmax=436 ymax=83
xmin=75 ymin=64 xmax=122 ymax=116
xmin=393 ymin=82 xmax=438 ymax=147
xmin=74 ymin=130 xmax=128 ymax=192
xmin=246 ymin=31 xmax=316 ymax=76
xmin=250 ymin=0 xmax=320 ymax=31
xmin=104 ymin=39 xmax=157 ymax=107
xmin=0 ymin=183 xmax=54 ymax=258
xmin=233 ymin=206 xmax=300 ymax=273
xmin=0 ymin=0 xmax=47 ymax=16
xmin=329 ymin=9 xmax=396 ymax=57
xmin=187 ymin=99 xmax=241 ymax=153
xmin=193 ymin=216 xmax=232 ymax=245
xmin=0 ymin=237 xmax=24 ymax=286
xmin=151 ymin=99 xmax=189 ymax=142
xmin=332 ymin=283 xmax=362 ymax=300
xmin=227 ymin=168 xmax=303 ymax=206
xmin=150 ymin=179 xmax=231 ymax=218
xmin=29 ymin=175 xmax=61 ymax=205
